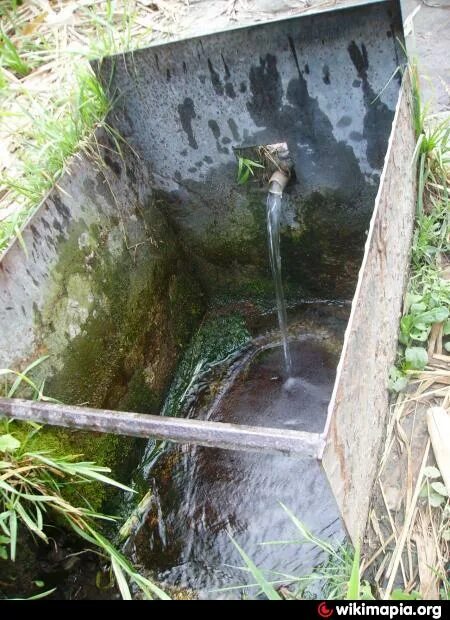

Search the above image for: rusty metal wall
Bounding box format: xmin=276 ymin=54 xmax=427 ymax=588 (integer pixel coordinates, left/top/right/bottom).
xmin=322 ymin=76 xmax=417 ymax=544
xmin=97 ymin=0 xmax=404 ymax=299
xmin=0 ymin=0 xmax=416 ymax=545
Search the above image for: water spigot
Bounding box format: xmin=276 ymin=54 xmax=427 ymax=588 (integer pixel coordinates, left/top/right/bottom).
xmin=269 ymin=169 xmax=290 ymax=196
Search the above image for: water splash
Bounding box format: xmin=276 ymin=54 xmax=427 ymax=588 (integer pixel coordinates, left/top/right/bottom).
xmin=152 ymin=483 xmax=168 ymax=549
xmin=266 ymin=190 xmax=292 ymax=376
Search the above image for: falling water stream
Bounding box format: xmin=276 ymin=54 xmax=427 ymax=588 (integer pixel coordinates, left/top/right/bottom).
xmin=266 ymin=189 xmax=292 ymax=376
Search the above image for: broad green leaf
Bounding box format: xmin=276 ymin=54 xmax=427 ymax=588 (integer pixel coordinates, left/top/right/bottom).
xmin=0 ymin=434 xmax=21 ymax=453
xmin=388 ymin=368 xmax=408 ymax=392
xmin=428 ymin=491 xmax=445 ymax=507
xmin=410 ymin=328 xmax=429 ymax=342
xmin=443 ymin=320 xmax=450 ymax=336
xmin=416 ymin=307 xmax=449 ymax=325
xmin=399 ymin=333 xmax=409 ymax=346
xmin=431 ymin=481 xmax=448 ymax=497
xmin=405 ymin=347 xmax=428 ymax=370
xmin=410 ymin=302 xmax=427 ymax=314
xmin=445 ymin=342 xmax=450 ymax=353
xmin=424 ymin=466 xmax=441 ymax=479
xmin=412 ymin=322 xmax=427 ymax=331
xmin=405 ymin=293 xmax=422 ymax=310
xmin=400 ymin=315 xmax=414 ymax=335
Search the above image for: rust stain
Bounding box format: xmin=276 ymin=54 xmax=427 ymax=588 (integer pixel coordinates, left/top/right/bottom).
xmin=331 ymin=412 xmax=350 ymax=502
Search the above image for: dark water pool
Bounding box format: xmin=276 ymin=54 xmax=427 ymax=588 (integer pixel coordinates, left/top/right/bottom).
xmin=130 ymin=337 xmax=344 ymax=598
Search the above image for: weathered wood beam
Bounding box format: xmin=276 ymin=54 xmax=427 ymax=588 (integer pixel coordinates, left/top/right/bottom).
xmin=0 ymin=398 xmax=323 ymax=458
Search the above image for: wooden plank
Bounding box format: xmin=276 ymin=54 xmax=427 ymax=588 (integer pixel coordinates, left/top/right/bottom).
xmin=0 ymin=397 xmax=323 ymax=458
xmin=321 ymin=75 xmax=417 ymax=544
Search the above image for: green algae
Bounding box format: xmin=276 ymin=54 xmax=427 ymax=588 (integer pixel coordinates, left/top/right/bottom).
xmin=35 ymin=207 xmax=205 ymax=410
xmin=281 ymin=189 xmax=371 ymax=299
xmin=162 ymin=313 xmax=251 ymax=418
xmin=118 ymin=368 xmax=160 ymax=415
xmin=23 ymin=198 xmax=206 ymax=508
xmin=153 ymin=183 xmax=370 ymax=303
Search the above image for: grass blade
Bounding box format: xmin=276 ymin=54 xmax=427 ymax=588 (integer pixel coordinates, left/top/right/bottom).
xmin=12 ymin=588 xmax=57 ymax=600
xmin=9 ymin=509 xmax=17 ymax=562
xmin=111 ymin=556 xmax=132 ymax=600
xmin=346 ymin=543 xmax=360 ymax=600
xmin=228 ymin=534 xmax=282 ymax=600
xmin=280 ymin=502 xmax=337 ymax=557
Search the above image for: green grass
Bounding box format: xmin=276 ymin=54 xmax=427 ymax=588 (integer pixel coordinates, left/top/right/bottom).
xmin=0 ymin=66 xmax=109 ymax=253
xmin=389 ymin=64 xmax=450 ymax=388
xmin=3 ymin=69 xmax=109 ymax=201
xmin=0 ymin=28 xmax=31 ymax=76
xmin=0 ymin=356 xmax=169 ymax=600
xmin=0 ymin=0 xmax=161 ymax=255
xmin=236 ymin=156 xmax=264 ymax=185
xmin=223 ymin=504 xmax=422 ymax=601
xmin=219 ymin=503 xmax=360 ymax=600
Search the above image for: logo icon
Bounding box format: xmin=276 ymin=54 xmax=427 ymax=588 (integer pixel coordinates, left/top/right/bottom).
xmin=317 ymin=602 xmax=334 ymax=618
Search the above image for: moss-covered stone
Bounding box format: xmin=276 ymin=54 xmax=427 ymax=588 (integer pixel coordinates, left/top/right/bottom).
xmin=35 ymin=210 xmax=204 ymax=410
xmin=118 ymin=368 xmax=159 ymax=414
xmin=25 ymin=197 xmax=206 ymax=507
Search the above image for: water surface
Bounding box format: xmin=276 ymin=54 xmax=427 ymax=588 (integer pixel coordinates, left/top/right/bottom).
xmin=131 ymin=337 xmax=343 ymax=598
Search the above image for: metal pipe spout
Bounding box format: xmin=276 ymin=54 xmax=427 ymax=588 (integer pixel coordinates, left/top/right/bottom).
xmin=269 ymin=169 xmax=290 ymax=196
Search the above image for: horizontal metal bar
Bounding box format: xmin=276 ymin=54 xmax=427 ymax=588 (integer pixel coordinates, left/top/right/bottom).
xmin=0 ymin=398 xmax=324 ymax=458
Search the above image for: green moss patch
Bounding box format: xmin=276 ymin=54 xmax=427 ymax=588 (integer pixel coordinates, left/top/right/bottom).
xmin=163 ymin=313 xmax=250 ymax=417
